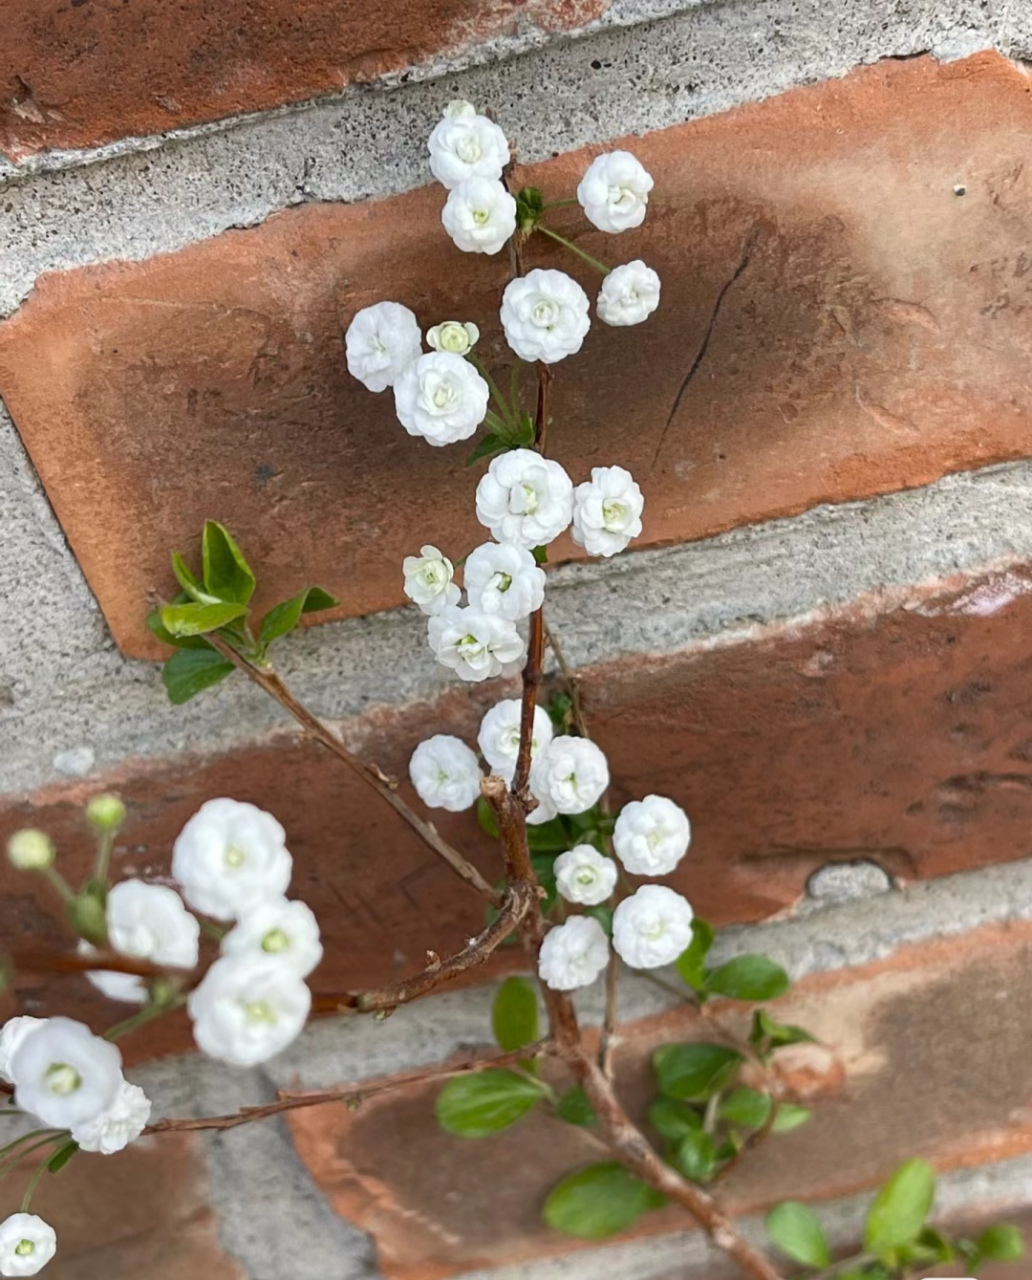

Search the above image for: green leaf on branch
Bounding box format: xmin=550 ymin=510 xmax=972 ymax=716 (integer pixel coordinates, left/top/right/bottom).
xmin=515 ymin=185 xmax=545 ymax=231
xmin=863 ymin=1158 xmax=936 ymax=1257
xmin=466 ymin=432 xmax=508 ymax=466
xmin=161 ymin=647 xmax=236 ymax=704
xmin=652 ymin=1042 xmax=742 ymax=1101
xmin=435 ymin=1069 xmax=543 ymax=1138
xmin=171 ymin=552 xmax=216 ymax=603
xmin=772 ymin=1102 xmax=813 ymax=1132
xmin=647 ymin=1097 xmax=702 ymax=1142
xmin=476 ymin=796 xmax=500 ymax=840
xmin=201 ymin=520 xmax=256 ymax=604
xmin=543 ymin=1162 xmax=665 ymax=1239
xmin=719 ymin=1087 xmax=772 ymax=1130
xmin=705 ymin=955 xmax=790 ymax=1002
xmin=491 ymin=977 xmax=539 ymax=1053
xmin=675 ymin=919 xmax=715 ymax=992
xmin=160 ymin=600 xmax=248 ymax=638
xmin=46 ymin=1140 xmax=79 ymax=1174
xmin=526 ymin=818 xmax=571 ymax=853
xmin=674 ymin=1130 xmax=717 ymax=1183
xmin=765 ymin=1201 xmax=832 ymax=1268
xmin=974 ymin=1223 xmax=1025 ymax=1262
xmin=749 ymin=1009 xmax=818 ymax=1056
xmin=259 ymin=586 xmax=339 ymax=644
xmin=555 ymin=1085 xmax=596 ymax=1127
xmin=146 ymin=610 xmax=214 ymax=650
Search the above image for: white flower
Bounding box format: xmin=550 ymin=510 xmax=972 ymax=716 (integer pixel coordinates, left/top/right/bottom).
xmin=403 ymin=545 xmax=460 ymax=616
xmin=464 ymin=542 xmax=545 ymax=621
xmin=9 ymin=1017 xmax=123 ymax=1129
xmin=597 ymin=261 xmax=661 ymax=326
xmin=345 ymin=301 xmax=422 ymax=393
xmin=426 ymin=320 xmax=480 ymax=355
xmin=6 ymin=830 xmax=54 ymax=872
xmin=612 ymin=885 xmax=694 ymax=970
xmin=571 ymin=465 xmax=645 ymax=557
xmin=188 ymin=956 xmax=311 ymax=1068
xmin=171 ymin=799 xmax=292 ymax=922
xmin=84 ymin=880 xmax=200 ymax=1004
xmin=576 ymin=151 xmax=654 ymax=233
xmin=554 ymin=846 xmax=619 ymax=906
xmin=0 ymin=1019 xmax=44 ymax=1085
xmin=475 ymin=449 xmax=574 ymax=548
xmin=409 ymin=736 xmax=483 ymax=811
xmin=428 ymin=106 xmax=510 ymax=189
xmin=477 ymin=699 xmax=553 ymax=772
xmin=70 ymin=1080 xmax=151 ymax=1155
xmin=530 ymin=736 xmax=610 ymax=815
xmin=221 ymin=898 xmax=323 ymax=979
xmin=0 ymin=1214 xmax=56 ymax=1277
xmin=538 ymin=916 xmax=610 ymax=991
xmin=427 ymin=605 xmax=526 ymax=683
xmin=500 ymin=269 xmax=590 ymax=364
xmin=394 ymin=351 xmax=489 ymax=446
xmin=612 ymin=795 xmax=691 ymax=876
xmin=442 ymin=178 xmax=517 ymax=255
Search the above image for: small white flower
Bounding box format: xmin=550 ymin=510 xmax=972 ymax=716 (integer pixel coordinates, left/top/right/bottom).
xmin=442 ymin=178 xmax=517 ymax=255
xmin=477 ymin=699 xmax=553 ymax=772
xmin=428 ymin=106 xmax=510 ymax=189
xmin=554 ymin=846 xmax=619 ymax=906
xmin=9 ymin=1017 xmax=123 ymax=1129
xmin=345 ymin=301 xmax=423 ymax=393
xmin=403 ymin=544 xmax=460 ymax=616
xmin=538 ymin=916 xmax=610 ymax=991
xmin=172 ymin=799 xmax=292 ymax=922
xmin=409 ymin=736 xmax=483 ymax=812
xmin=464 ymin=542 xmax=545 ymax=621
xmin=427 ymin=605 xmax=526 ymax=683
xmin=571 ymin=465 xmax=645 ymax=558
xmin=530 ymin=736 xmax=610 ymax=815
xmin=188 ymin=956 xmax=311 ymax=1068
xmin=475 ymin=449 xmax=574 ymax=548
xmin=394 ymin=351 xmax=489 ymax=446
xmin=577 ymin=151 xmax=654 ymax=233
xmin=612 ymin=795 xmax=691 ymax=876
xmin=222 ymin=898 xmax=323 ymax=979
xmin=70 ymin=1080 xmax=151 ymax=1155
xmin=597 ymin=261 xmax=661 ymax=326
xmin=0 ymin=1019 xmax=44 ymax=1085
xmin=500 ymin=269 xmax=590 ymax=364
xmin=0 ymin=1214 xmax=56 ymax=1277
xmin=612 ymin=884 xmax=694 ymax=970
xmin=85 ymin=880 xmax=200 ymax=1004
xmin=426 ymin=320 xmax=480 ymax=355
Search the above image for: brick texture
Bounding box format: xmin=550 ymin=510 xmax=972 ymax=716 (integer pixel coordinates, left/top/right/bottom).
xmin=1 ymin=54 xmax=1031 ymax=657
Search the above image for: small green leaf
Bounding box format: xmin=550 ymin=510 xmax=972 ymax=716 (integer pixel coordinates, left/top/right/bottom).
xmin=555 ymin=1085 xmax=595 ymax=1127
xmin=161 ymin=647 xmax=236 ymax=704
xmin=146 ymin=610 xmax=213 ymax=650
xmin=749 ymin=1009 xmax=818 ymax=1054
xmin=202 ymin=520 xmax=256 ymax=604
xmin=46 ymin=1140 xmax=79 ymax=1174
xmin=171 ymin=552 xmax=216 ymax=603
xmin=863 ymin=1158 xmax=936 ymax=1257
xmin=476 ymin=796 xmax=501 ymax=840
xmin=675 ymin=918 xmax=715 ymax=991
xmin=531 ymin=544 xmax=548 ymax=565
xmin=530 ymin=852 xmax=559 ymax=912
xmin=259 ymin=586 xmax=340 ymax=644
xmin=674 ymin=1130 xmax=717 ymax=1183
xmin=491 ymin=977 xmax=539 ymax=1053
xmin=766 ymin=1201 xmax=832 ymax=1268
xmin=772 ymin=1103 xmax=813 ymax=1132
xmin=705 ymin=955 xmax=790 ymax=1002
xmin=526 ymin=818 xmax=571 ymax=853
xmin=466 ymin=432 xmax=507 ymax=466
xmin=160 ymin=600 xmax=248 ymax=637
xmin=435 ymin=1069 xmax=543 ymax=1138
xmin=719 ymin=1087 xmax=772 ymax=1130
xmin=975 ymin=1223 xmax=1025 ymax=1262
xmin=647 ymin=1097 xmax=702 ymax=1142
xmin=652 ymin=1042 xmax=743 ymax=1101
xmin=543 ymin=1162 xmax=665 ymax=1239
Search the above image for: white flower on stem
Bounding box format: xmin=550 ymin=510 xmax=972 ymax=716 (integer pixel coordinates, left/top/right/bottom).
xmin=442 ymin=178 xmax=517 ymax=255
xmin=403 ymin=545 xmax=460 ymax=616
xmin=500 ymin=269 xmax=590 ymax=364
xmin=571 ymin=465 xmax=645 ymax=558
xmin=530 ymin=735 xmax=610 ymax=815
xmin=597 ymin=261 xmax=661 ymax=326
xmin=612 ymin=794 xmax=691 ymax=876
xmin=222 ymin=898 xmax=323 ymax=979
xmin=172 ymin=798 xmax=292 ymax=922
xmin=478 ymin=699 xmax=553 ymax=772
xmin=464 ymin=541 xmax=545 ymax=621
xmin=612 ymin=884 xmax=694 ymax=970
xmin=427 ymin=605 xmax=526 ymax=683
xmin=538 ymin=916 xmax=610 ymax=991
xmin=70 ymin=1080 xmax=151 ymax=1155
xmin=84 ymin=880 xmax=200 ymax=1004
xmin=409 ymin=736 xmax=483 ymax=812
xmin=554 ymin=846 xmax=619 ymax=906
xmin=475 ymin=449 xmax=574 ymax=548
xmin=345 ymin=301 xmax=423 ymax=393
xmin=9 ymin=1017 xmax=123 ymax=1129
xmin=428 ymin=105 xmax=510 ymax=189
xmin=0 ymin=1019 xmax=44 ymax=1085
xmin=188 ymin=956 xmax=311 ymax=1068
xmin=576 ymin=150 xmax=654 ymax=233
xmin=394 ymin=351 xmax=489 ymax=446
xmin=426 ymin=320 xmax=480 ymax=355
xmin=0 ymin=1214 xmax=56 ymax=1277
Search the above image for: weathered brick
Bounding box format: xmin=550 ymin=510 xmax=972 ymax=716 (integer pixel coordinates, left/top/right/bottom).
xmin=1 ymin=54 xmax=1030 ymax=657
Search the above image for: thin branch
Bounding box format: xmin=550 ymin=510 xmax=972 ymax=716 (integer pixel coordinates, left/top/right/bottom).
xmin=543 ymin=618 xmax=590 ymax=739
xmin=598 ymin=950 xmax=620 ymax=1077
xmin=6 ymin=946 xmax=191 ymax=982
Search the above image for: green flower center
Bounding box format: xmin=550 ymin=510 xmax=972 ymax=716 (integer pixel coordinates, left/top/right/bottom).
xmin=261 ymin=928 xmax=290 ymax=955
xmin=46 ymin=1063 xmax=81 ymax=1096
xmin=224 ymin=845 xmax=246 ymax=869
xmin=15 ymin=1241 xmax=34 ymax=1258
xmin=242 ymin=1000 xmax=277 ymax=1024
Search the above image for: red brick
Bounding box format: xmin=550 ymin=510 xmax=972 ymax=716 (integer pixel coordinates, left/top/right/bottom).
xmin=1 ymin=54 xmax=1031 ymax=657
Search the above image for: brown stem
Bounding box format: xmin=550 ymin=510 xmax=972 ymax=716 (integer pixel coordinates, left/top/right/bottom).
xmin=543 ymin=618 xmax=590 ymax=739
xmin=598 ymin=950 xmax=620 ymax=1077
xmin=7 ymin=946 xmax=190 ymax=982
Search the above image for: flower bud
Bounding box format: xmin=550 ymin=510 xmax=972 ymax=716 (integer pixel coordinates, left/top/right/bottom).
xmin=426 ymin=320 xmax=479 ymax=356
xmin=86 ymin=793 xmax=127 ymax=834
xmin=71 ymin=889 xmax=108 ymax=946
xmin=6 ymin=829 xmax=56 ymax=871
xmin=443 ymin=99 xmax=476 ymax=119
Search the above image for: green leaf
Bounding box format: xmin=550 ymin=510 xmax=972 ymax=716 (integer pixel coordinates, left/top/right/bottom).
xmin=531 ymin=544 xmax=548 ymax=566
xmin=705 ymin=955 xmax=790 ymax=1002
xmin=435 ymin=1069 xmax=543 ymax=1138
xmin=491 ymin=977 xmax=539 ymax=1053
xmin=171 ymin=551 xmax=217 ymax=603
xmin=583 ymin=904 xmax=614 ymax=935
xmin=530 ymin=852 xmax=559 ymax=912
xmin=863 ymin=1158 xmax=936 ymax=1257
xmin=749 ymin=1009 xmax=818 ymax=1054
xmin=466 ymin=432 xmax=507 ymax=466
xmin=46 ymin=1140 xmax=79 ymax=1174
xmin=675 ymin=918 xmax=715 ymax=991
xmin=259 ymin=586 xmax=340 ymax=644
xmin=766 ymin=1201 xmax=832 ymax=1268
xmin=146 ymin=610 xmax=213 ymax=650
xmin=975 ymin=1223 xmax=1025 ymax=1262
xmin=526 ymin=818 xmax=571 ymax=853
xmin=162 ymin=647 xmax=236 ymax=704
xmin=674 ymin=1130 xmax=717 ymax=1183
xmin=160 ymin=600 xmax=248 ymax=638
xmin=719 ymin=1087 xmax=772 ymax=1130
xmin=647 ymin=1097 xmax=702 ymax=1142
xmin=772 ymin=1103 xmax=813 ymax=1132
xmin=476 ymin=795 xmax=500 ymax=840
xmin=202 ymin=520 xmax=256 ymax=604
xmin=543 ymin=1162 xmax=665 ymax=1239
xmin=555 ymin=1085 xmax=595 ymax=1127
xmin=652 ymin=1042 xmax=743 ymax=1101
